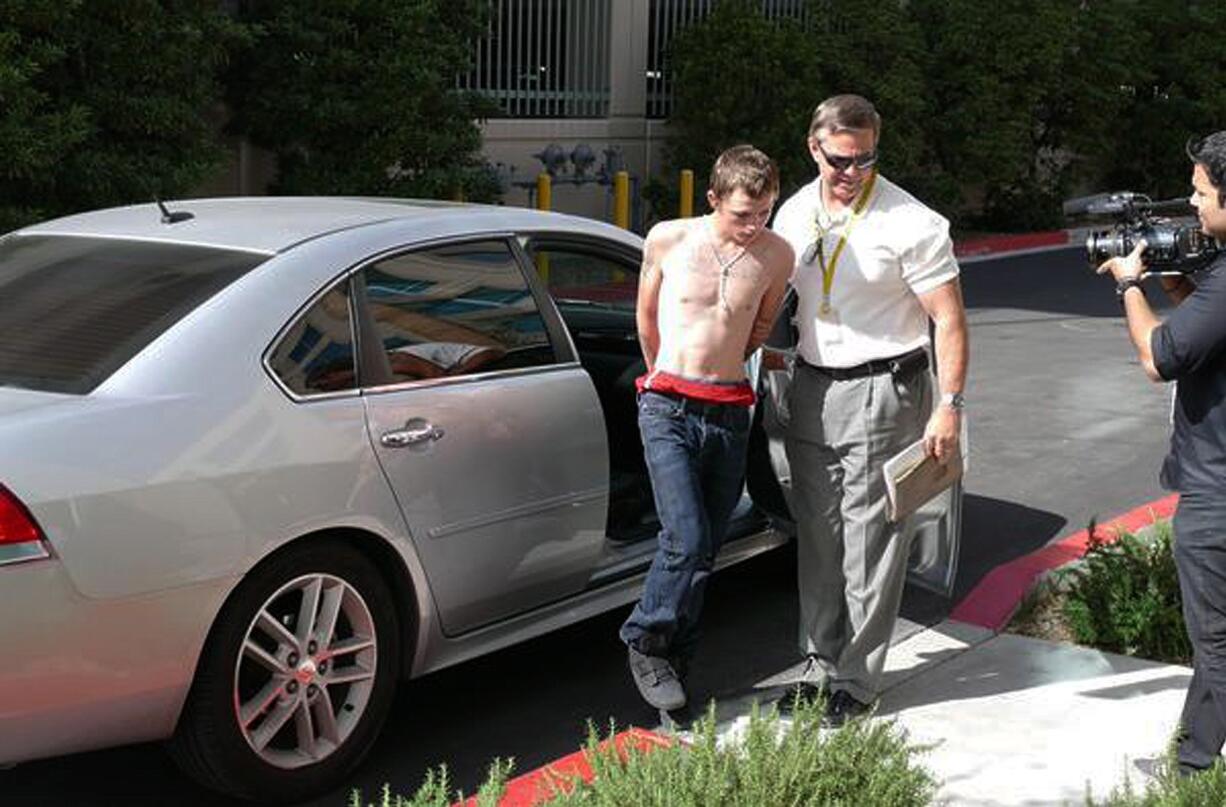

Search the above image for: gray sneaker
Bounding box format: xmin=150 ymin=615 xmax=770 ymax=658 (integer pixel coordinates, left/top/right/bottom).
xmin=627 ymin=646 xmax=687 ymax=710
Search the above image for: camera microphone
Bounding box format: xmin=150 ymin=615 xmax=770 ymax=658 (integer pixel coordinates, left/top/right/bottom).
xmin=1062 ymin=192 xmax=1140 ymax=219
xmin=1064 ymin=192 xmax=1193 ymax=219
xmin=1146 ymin=197 xmax=1196 ymax=215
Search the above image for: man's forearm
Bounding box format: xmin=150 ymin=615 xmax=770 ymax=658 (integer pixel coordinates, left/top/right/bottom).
xmin=1120 ymin=285 xmax=1162 ymax=381
xmin=932 ymin=314 xmax=968 ymax=395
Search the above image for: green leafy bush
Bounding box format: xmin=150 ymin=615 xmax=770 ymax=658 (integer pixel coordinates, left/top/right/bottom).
xmin=1060 ymin=520 xmax=1190 ymax=665
xmin=649 ymin=0 xmax=932 ymax=222
xmin=545 ymin=703 xmax=936 ymax=806
xmin=357 ymin=700 xmax=937 ymax=806
xmin=348 ymin=759 xmax=511 ymax=807
xmin=656 ymin=1 xmax=1226 ymax=231
xmin=0 ymin=1 xmax=244 ymax=232
xmin=643 ymin=0 xmax=824 ymax=221
xmin=227 ymin=0 xmax=498 ymax=201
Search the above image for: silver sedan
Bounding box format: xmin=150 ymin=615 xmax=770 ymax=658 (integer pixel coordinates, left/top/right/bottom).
xmin=0 ymin=198 xmax=819 ymax=802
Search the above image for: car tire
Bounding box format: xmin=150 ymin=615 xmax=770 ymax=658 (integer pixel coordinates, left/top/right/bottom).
xmin=169 ymin=539 xmax=400 ymax=803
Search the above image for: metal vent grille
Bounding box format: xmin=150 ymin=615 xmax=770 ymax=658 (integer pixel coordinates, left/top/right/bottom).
xmin=458 ymin=0 xmax=612 ymax=119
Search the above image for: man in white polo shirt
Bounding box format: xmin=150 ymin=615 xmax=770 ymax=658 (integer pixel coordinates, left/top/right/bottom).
xmin=771 ymin=94 xmax=969 ymax=726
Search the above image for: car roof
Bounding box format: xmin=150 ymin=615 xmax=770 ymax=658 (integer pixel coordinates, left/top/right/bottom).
xmin=18 ymin=197 xmax=634 ymax=255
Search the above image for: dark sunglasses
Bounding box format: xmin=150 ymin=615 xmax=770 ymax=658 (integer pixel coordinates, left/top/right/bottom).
xmin=816 ymin=141 xmax=878 ymax=173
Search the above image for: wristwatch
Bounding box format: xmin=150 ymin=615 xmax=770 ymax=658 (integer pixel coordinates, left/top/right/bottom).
xmin=1115 ymin=276 xmax=1145 ymax=302
xmin=939 ymin=392 xmax=965 ymax=411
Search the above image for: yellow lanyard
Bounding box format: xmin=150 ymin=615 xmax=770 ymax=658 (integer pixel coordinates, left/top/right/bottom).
xmin=811 ymin=169 xmax=877 ymax=312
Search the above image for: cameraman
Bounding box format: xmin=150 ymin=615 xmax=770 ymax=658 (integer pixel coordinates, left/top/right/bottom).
xmin=1099 ymin=131 xmax=1226 ymax=776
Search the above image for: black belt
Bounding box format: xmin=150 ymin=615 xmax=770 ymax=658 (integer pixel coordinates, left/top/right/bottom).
xmin=800 ymin=347 xmax=929 ymax=381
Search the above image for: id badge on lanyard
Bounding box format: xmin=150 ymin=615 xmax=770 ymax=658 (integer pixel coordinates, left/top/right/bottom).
xmin=802 ymin=170 xmax=877 ymax=345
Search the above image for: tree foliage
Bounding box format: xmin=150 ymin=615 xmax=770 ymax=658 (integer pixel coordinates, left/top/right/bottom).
xmin=227 ymin=0 xmax=499 ymax=200
xmin=657 ymin=0 xmax=821 ymax=205
xmin=0 ymin=1 xmax=244 ymax=232
xmin=4 ymin=1 xmax=1225 ymax=232
xmin=0 ymin=1 xmax=497 ymax=233
xmin=0 ymin=1 xmax=89 ymax=230
xmin=805 ymin=0 xmax=934 ymax=206
xmin=1093 ymin=1 xmax=1226 ymax=201
xmin=660 ymin=0 xmax=1226 ymax=231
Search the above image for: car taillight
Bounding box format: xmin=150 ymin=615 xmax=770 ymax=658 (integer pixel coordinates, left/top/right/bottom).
xmin=0 ymin=484 xmax=50 ymax=564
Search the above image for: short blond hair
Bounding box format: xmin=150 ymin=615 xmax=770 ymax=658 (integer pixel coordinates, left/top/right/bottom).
xmin=708 ymin=144 xmax=779 ymax=200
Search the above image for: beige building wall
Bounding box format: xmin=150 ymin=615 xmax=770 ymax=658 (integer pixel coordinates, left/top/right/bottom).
xmin=478 ymin=0 xmax=674 ymax=226
xmin=480 ymin=117 xmax=673 ymax=223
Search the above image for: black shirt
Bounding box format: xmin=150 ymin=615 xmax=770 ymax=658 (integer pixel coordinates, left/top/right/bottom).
xmin=1152 ymin=255 xmax=1226 ymax=492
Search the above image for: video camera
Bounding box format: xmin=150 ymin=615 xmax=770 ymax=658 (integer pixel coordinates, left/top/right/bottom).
xmin=1064 ymin=191 xmax=1221 ymax=274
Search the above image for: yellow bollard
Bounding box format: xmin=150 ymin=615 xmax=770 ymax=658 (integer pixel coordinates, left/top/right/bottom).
xmin=679 ymin=169 xmax=694 ymax=218
xmin=536 ymin=173 xmax=552 ymax=211
xmin=533 ymin=175 xmax=552 ymax=281
xmin=614 ymin=171 xmax=630 ymax=229
xmin=535 ymin=250 xmax=550 ymax=284
xmin=450 ymin=185 xmax=465 ymax=203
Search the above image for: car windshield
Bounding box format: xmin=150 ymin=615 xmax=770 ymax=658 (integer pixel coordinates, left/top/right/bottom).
xmin=0 ymin=234 xmax=268 ymax=394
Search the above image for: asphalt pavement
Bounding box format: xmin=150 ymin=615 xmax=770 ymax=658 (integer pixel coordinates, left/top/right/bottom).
xmin=903 ymin=242 xmax=1173 ymax=624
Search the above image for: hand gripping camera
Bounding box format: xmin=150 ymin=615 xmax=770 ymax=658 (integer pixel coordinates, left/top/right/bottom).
xmin=1064 ymin=191 xmax=1221 ymax=274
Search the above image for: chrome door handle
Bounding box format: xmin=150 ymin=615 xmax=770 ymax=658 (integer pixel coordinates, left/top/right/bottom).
xmin=380 ymin=424 xmax=445 ymax=448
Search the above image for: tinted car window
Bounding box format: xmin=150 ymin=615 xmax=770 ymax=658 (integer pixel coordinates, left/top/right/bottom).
xmin=0 ymin=235 xmax=267 ymax=394
xmin=532 ymin=247 xmax=639 ymax=311
xmin=359 ymin=240 xmax=555 ymax=385
xmin=267 ymin=284 xmax=356 ymax=396
xmin=527 ymin=243 xmax=640 ymax=348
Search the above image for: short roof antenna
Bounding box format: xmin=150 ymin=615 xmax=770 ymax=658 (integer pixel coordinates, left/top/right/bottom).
xmin=156 ymin=198 xmax=195 ymax=225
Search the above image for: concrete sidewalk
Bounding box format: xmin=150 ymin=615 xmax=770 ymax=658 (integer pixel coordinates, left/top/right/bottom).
xmin=708 ymin=620 xmax=1189 ymax=806
xmin=693 ymin=502 xmax=1189 ymax=805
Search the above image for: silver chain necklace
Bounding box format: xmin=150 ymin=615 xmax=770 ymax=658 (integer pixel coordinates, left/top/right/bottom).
xmin=705 ymin=218 xmax=751 ymax=312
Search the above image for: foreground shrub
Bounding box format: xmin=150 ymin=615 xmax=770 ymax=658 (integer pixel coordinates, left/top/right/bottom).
xmin=356 ymin=700 xmax=937 ymax=806
xmin=1061 ymin=520 xmax=1190 ymax=665
xmin=1090 ymin=753 xmax=1226 ymax=806
xmin=348 ymin=759 xmax=511 ymax=807
xmin=545 ymin=701 xmax=936 ymax=807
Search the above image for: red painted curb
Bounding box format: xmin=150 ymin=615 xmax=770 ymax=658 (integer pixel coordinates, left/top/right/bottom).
xmin=949 ymin=493 xmax=1181 ymax=631
xmin=954 ymin=230 xmax=1070 ymax=258
xmin=451 ymin=728 xmax=673 ymax=807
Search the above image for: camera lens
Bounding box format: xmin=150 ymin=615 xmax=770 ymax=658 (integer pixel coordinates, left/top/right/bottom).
xmin=1086 ymin=229 xmax=1130 ymax=263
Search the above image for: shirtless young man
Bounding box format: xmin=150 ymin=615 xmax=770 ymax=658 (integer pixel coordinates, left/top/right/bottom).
xmin=620 ymin=145 xmax=794 ymax=712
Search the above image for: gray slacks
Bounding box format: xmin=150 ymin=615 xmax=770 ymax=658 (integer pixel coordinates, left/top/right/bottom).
xmin=784 ymin=359 xmax=931 ymax=702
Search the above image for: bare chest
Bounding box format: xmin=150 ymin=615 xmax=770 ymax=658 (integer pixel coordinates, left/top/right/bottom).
xmin=660 ymin=235 xmax=769 ymax=315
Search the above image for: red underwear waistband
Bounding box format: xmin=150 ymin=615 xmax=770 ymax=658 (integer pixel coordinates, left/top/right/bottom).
xmin=635 ymin=369 xmax=755 ymax=406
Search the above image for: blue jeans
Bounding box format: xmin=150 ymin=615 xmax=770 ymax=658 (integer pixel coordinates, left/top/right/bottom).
xmin=619 ymin=391 xmax=751 ymax=661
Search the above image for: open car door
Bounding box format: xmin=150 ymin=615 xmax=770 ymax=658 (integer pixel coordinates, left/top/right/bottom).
xmin=752 ymin=291 xmax=964 ymax=597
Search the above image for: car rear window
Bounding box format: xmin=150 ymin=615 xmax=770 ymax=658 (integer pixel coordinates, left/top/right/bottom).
xmin=0 ymin=234 xmax=268 ymax=394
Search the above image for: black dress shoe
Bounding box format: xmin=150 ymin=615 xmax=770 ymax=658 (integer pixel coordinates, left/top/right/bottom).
xmin=670 ymin=654 xmax=690 ymax=685
xmin=821 ymin=689 xmax=873 ymax=728
xmin=775 ymin=681 xmax=827 ymax=715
